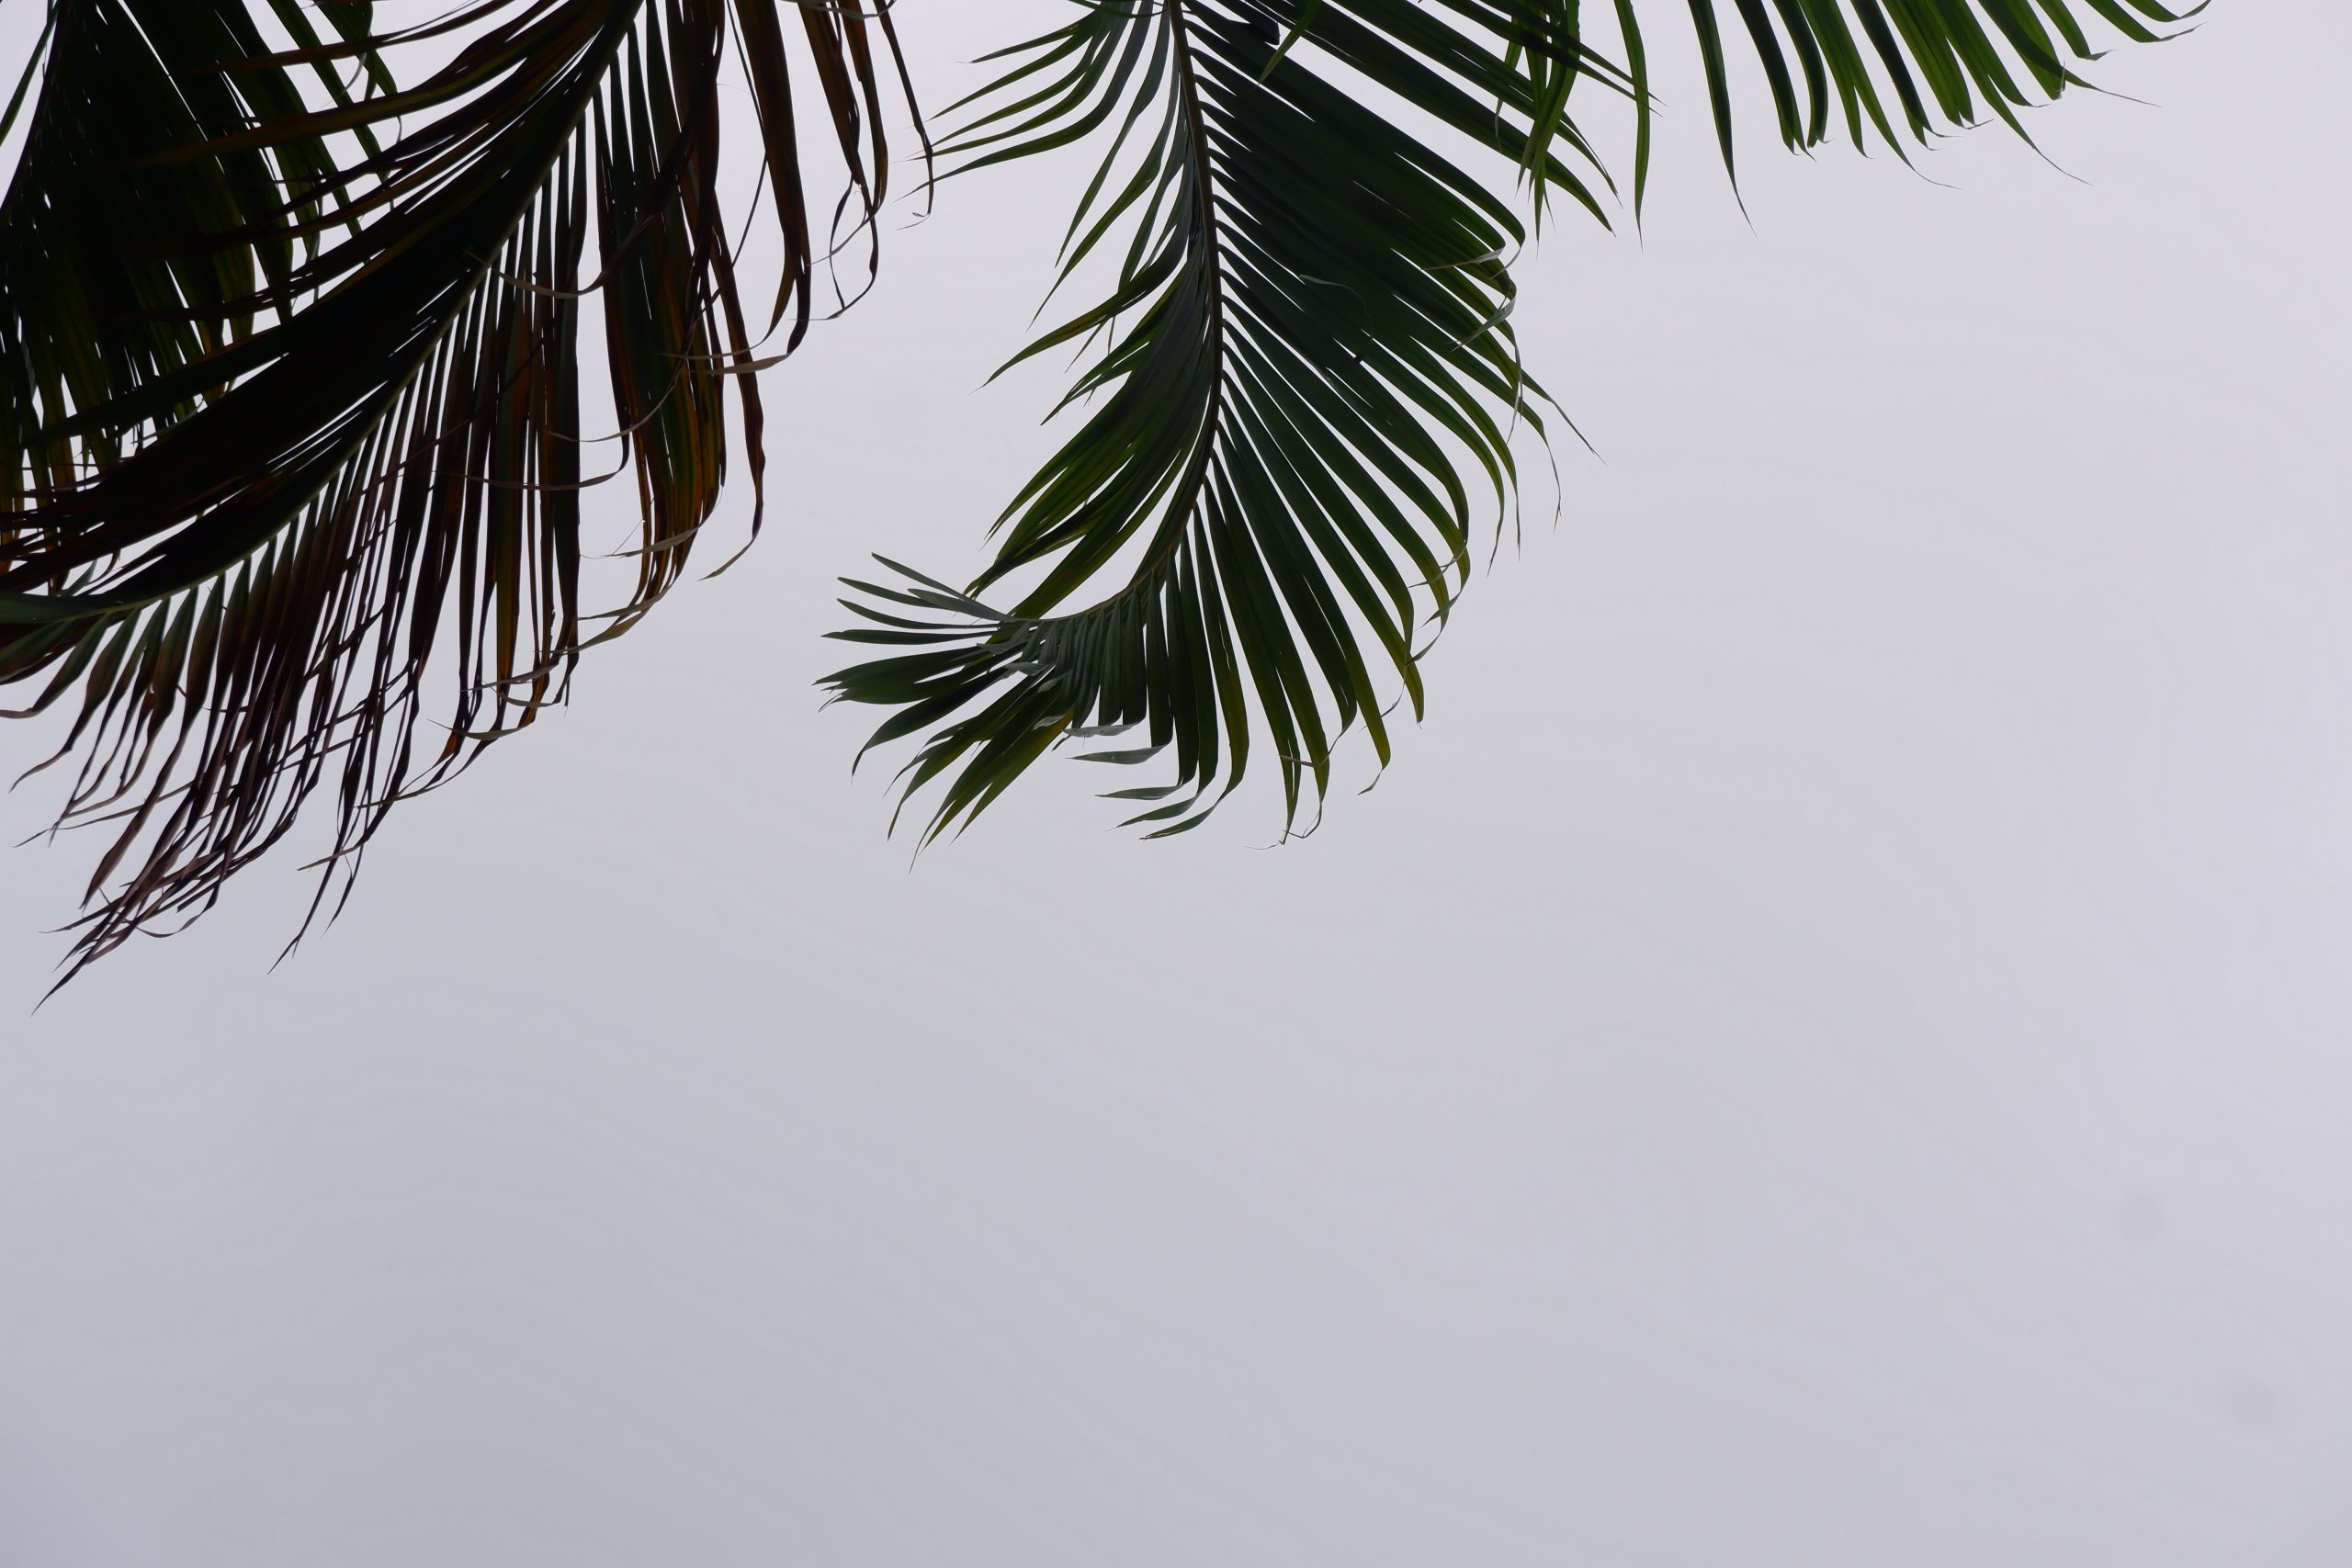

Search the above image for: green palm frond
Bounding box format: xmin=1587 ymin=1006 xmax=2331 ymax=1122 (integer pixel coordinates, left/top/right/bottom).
xmin=822 ymin=0 xmax=1612 ymax=842
xmin=1655 ymin=0 xmax=2193 ymax=201
xmin=822 ymin=0 xmax=2187 ymax=847
xmin=0 ymin=0 xmax=912 ymax=980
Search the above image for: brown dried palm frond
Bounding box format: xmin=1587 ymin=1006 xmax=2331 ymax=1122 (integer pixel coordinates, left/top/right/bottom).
xmin=0 ymin=0 xmax=913 ymax=984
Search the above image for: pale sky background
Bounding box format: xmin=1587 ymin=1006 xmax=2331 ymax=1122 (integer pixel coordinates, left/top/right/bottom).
xmin=2 ymin=4 xmax=2348 ymax=1564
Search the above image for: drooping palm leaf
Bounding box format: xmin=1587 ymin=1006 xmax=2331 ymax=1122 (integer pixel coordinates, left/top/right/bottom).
xmin=823 ymin=0 xmax=2186 ymax=845
xmin=822 ymin=0 xmax=1612 ymax=842
xmin=0 ymin=0 xmax=913 ymax=980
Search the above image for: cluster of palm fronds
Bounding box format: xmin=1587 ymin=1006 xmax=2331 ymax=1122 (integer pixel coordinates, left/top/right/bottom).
xmin=0 ymin=0 xmax=2185 ymax=979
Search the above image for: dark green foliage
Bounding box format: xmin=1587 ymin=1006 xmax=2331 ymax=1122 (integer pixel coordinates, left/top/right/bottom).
xmin=821 ymin=0 xmax=2188 ymax=843
xmin=0 ymin=0 xmax=2186 ymax=977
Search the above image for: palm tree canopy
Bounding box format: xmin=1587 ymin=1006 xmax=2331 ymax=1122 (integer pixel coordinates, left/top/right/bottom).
xmin=0 ymin=0 xmax=2188 ymax=981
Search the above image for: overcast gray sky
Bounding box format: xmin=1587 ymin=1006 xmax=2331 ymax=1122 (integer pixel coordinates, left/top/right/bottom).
xmin=2 ymin=4 xmax=2348 ymax=1564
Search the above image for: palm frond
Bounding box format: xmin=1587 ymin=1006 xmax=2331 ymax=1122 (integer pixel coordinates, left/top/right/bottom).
xmin=822 ymin=0 xmax=1621 ymax=843
xmin=823 ymin=0 xmax=2185 ymax=846
xmin=1648 ymin=0 xmax=2194 ymax=201
xmin=0 ymin=0 xmax=912 ymax=981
